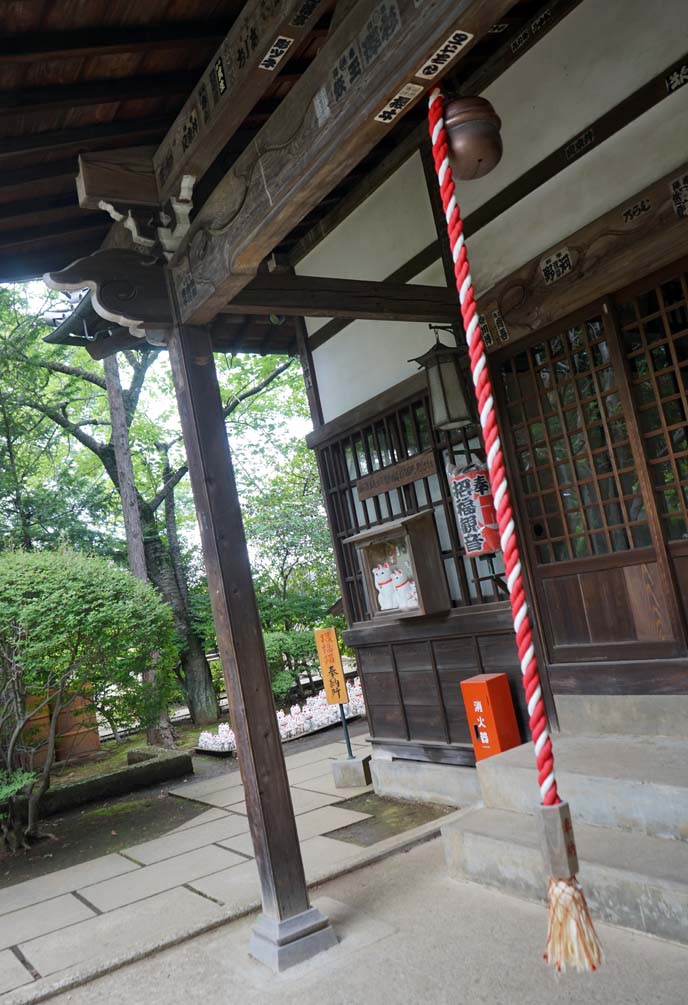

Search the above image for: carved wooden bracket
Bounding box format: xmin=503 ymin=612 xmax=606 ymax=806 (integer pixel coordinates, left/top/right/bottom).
xmin=44 ymin=248 xmax=173 ymax=336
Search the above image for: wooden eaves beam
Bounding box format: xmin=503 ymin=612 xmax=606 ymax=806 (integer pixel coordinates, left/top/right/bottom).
xmin=288 ymin=0 xmax=584 ymax=265
xmin=0 ymin=21 xmax=230 ymax=62
xmin=0 ymin=117 xmax=171 ymax=164
xmin=152 ymin=0 xmax=338 ymax=205
xmin=170 ymin=0 xmax=514 ymax=324
xmin=221 ymin=274 xmax=461 ymax=322
xmin=0 ymin=73 xmax=200 ymax=115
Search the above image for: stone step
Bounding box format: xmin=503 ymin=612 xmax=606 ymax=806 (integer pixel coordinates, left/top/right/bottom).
xmin=443 ymin=807 xmax=688 ymax=945
xmin=477 ymin=736 xmax=688 ymax=840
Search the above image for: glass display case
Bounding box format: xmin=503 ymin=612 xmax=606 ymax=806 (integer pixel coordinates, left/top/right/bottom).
xmin=344 ymin=512 xmax=450 ymax=619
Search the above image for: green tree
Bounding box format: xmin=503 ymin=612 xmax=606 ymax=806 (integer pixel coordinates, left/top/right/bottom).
xmin=0 ymin=285 xmax=296 ymax=724
xmin=0 ymin=550 xmax=177 ymax=848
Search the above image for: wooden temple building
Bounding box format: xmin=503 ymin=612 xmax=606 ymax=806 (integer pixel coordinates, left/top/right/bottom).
xmin=2 ymin=0 xmax=687 ymax=963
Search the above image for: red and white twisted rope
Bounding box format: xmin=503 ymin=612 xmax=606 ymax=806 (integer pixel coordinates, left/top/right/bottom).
xmin=428 ymin=87 xmax=559 ymax=807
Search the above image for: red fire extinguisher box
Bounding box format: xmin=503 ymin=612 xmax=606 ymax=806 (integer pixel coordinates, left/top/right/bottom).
xmin=460 ymin=673 xmax=521 ymax=762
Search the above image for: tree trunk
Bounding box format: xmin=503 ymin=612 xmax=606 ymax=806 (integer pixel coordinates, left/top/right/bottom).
xmin=141 ymin=505 xmax=219 ymax=725
xmin=103 ymin=355 xmax=147 ymax=580
xmin=0 ymin=399 xmax=33 ymax=550
xmin=104 ymin=355 xmax=175 ymax=746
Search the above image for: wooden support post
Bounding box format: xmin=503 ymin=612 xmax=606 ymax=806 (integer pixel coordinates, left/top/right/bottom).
xmin=166 ymin=322 xmax=337 ymax=971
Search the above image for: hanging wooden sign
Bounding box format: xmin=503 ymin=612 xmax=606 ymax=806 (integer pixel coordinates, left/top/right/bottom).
xmin=314 ymin=628 xmax=347 ymax=705
xmin=356 ymin=449 xmax=436 ymax=500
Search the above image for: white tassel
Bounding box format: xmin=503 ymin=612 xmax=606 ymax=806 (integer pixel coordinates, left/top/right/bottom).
xmin=545 ymin=877 xmax=603 ymax=972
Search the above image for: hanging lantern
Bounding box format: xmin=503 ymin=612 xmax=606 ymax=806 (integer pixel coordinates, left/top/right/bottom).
xmin=411 ymin=338 xmax=474 ymax=430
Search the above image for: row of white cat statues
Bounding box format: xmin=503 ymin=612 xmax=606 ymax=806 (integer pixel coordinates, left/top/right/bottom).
xmin=198 ymin=677 xmax=366 ymax=753
xmin=372 ymin=563 xmax=418 ymax=611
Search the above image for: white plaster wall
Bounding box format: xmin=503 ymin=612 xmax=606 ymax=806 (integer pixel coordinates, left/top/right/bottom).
xmin=298 ymin=152 xmax=435 ymax=282
xmin=470 ymin=87 xmax=688 ymax=296
xmin=306 ymin=0 xmax=688 ymax=422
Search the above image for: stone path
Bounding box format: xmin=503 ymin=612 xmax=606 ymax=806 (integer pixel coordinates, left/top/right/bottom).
xmin=37 ymin=839 xmax=688 ymax=1005
xmin=0 ymin=736 xmax=376 ymax=1000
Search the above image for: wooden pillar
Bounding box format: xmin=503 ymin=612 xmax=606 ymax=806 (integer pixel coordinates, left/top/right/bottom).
xmin=167 ymin=323 xmax=337 ymax=971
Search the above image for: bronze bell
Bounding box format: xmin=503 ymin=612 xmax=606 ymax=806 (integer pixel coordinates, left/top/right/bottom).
xmin=443 ymin=96 xmax=502 ymax=181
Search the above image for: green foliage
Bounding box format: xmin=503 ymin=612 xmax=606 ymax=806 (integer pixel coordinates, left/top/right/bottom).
xmin=0 ymin=769 xmax=36 ymax=819
xmin=0 ymin=550 xmax=178 ymax=736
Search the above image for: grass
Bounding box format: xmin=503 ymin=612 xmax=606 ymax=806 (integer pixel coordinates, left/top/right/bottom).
xmin=49 ymin=722 xmax=204 ymax=788
xmin=83 ymin=798 xmax=152 ymax=818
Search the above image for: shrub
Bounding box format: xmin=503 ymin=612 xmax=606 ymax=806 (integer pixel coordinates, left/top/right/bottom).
xmin=0 ymin=550 xmax=178 ymax=847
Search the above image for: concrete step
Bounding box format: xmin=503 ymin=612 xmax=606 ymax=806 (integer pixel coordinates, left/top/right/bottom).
xmin=477 ymin=736 xmax=688 ymax=840
xmin=443 ymin=807 xmax=688 ymax=944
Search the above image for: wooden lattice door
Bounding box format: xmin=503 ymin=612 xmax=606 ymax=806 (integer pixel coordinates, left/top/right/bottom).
xmin=494 ymin=299 xmax=686 ymax=685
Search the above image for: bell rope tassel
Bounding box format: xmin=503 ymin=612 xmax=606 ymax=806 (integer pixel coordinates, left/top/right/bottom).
xmin=428 ymin=85 xmax=602 ymax=972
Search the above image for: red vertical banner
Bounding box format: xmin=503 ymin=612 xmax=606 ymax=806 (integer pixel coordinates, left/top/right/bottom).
xmin=447 ymin=463 xmax=500 ymax=556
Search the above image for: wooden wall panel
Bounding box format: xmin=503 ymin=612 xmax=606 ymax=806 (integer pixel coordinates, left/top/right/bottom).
xmin=542 ymin=576 xmax=589 ymax=646
xmin=367 ymin=704 xmax=408 ymax=739
xmin=397 ymin=669 xmax=439 ymax=706
xmin=623 ymin=564 xmax=673 ymax=642
xmin=580 ymin=567 xmax=635 ymax=642
xmin=404 ymin=705 xmax=447 ymax=743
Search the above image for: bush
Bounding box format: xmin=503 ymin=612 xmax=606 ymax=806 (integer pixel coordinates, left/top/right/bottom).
xmin=0 ymin=550 xmax=178 ymax=847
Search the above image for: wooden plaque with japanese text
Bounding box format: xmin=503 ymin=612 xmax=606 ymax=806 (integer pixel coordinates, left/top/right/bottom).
xmin=314 ymin=627 xmax=347 ymax=705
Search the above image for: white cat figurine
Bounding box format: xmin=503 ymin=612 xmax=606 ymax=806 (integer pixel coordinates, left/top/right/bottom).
xmin=392 ymin=568 xmax=418 ymax=609
xmin=373 ymin=563 xmax=398 ymax=610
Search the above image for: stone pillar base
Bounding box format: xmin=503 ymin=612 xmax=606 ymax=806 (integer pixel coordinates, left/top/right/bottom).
xmin=332 ymin=754 xmax=372 ymax=788
xmin=249 ymin=906 xmax=338 ymax=972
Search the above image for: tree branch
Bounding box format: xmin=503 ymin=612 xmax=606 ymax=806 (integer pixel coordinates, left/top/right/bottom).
xmin=123 ymin=349 xmax=160 ymax=427
xmin=147 ymin=357 xmax=293 ymax=511
xmin=19 ymin=354 xmax=108 ymax=390
xmin=222 ymin=357 xmax=293 ymax=418
xmin=18 ymin=399 xmax=106 ymax=458
xmin=148 ymin=464 xmax=188 ymax=513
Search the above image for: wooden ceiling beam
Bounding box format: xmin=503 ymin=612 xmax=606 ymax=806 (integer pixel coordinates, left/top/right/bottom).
xmin=220 ymin=273 xmax=460 ymax=322
xmin=170 ymin=0 xmax=514 ymax=324
xmin=0 ymin=21 xmax=230 ymax=62
xmin=0 ymin=157 xmax=79 ymax=193
xmin=0 ymin=73 xmax=199 ymax=116
xmin=0 ymin=238 xmax=100 ymax=282
xmin=0 ymin=116 xmax=171 ymax=164
xmin=0 ymin=190 xmax=79 ymax=221
xmin=0 ymin=216 xmax=107 ymax=250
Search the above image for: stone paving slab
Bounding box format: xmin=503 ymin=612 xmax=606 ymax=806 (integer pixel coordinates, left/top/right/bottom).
xmin=281 ymin=744 xmax=348 ymax=769
xmin=0 ymin=894 xmax=94 ymax=951
xmin=294 ymin=771 xmax=373 ymax=799
xmin=18 ymin=886 xmax=225 ymax=980
xmin=297 ymin=836 xmax=362 ymax=879
xmin=227 ymin=787 xmax=339 ymax=817
xmin=218 ymin=805 xmax=371 ymax=857
xmin=173 ymin=784 xmax=245 ymax=808
xmin=169 ymin=772 xmax=242 ymax=800
xmin=188 ymin=836 xmax=360 ymax=912
xmin=123 ymin=811 xmax=250 ymax=865
xmin=188 ymin=859 xmax=261 ymax=913
xmin=79 ymin=845 xmax=245 ymax=912
xmin=286 ymin=759 xmax=338 ymax=784
xmin=172 ymin=807 xmax=230 ymax=831
xmin=0 ymin=854 xmax=140 ymax=918
xmin=0 ymin=950 xmax=32 ymax=996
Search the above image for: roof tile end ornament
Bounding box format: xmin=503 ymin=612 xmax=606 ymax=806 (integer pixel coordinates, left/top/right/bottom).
xmin=44 ymin=248 xmax=172 ymax=336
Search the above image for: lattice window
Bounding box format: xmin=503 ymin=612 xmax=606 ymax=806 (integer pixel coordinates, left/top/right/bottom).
xmin=317 ymin=389 xmax=506 ymax=622
xmin=616 ymin=270 xmax=688 ymax=541
xmin=499 ymin=313 xmax=651 ymax=564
